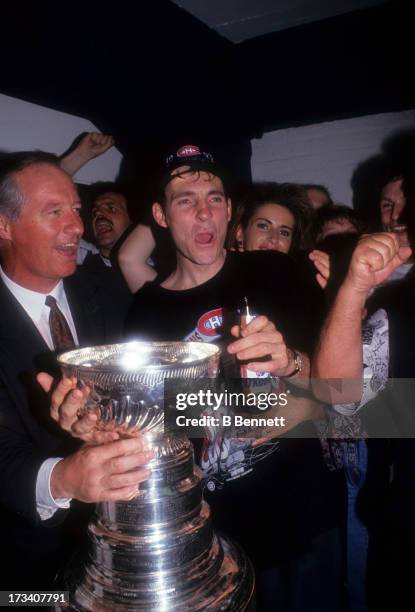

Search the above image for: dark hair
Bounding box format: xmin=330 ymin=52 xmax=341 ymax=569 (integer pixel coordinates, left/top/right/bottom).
xmin=227 ymin=182 xmax=313 ymax=253
xmin=153 ymin=167 xmax=230 ymax=208
xmin=352 ymin=156 xmax=406 ymax=231
xmin=0 ymin=150 xmax=60 ymax=220
xmin=88 ymin=181 xmax=130 ymax=204
xmin=313 ymin=205 xmax=365 ymax=245
xmin=303 ymin=183 xmax=334 ymax=208
xmin=85 ymin=181 xmax=135 ymax=226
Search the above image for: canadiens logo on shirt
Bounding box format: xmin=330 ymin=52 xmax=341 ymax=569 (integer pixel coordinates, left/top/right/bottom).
xmin=185 ymin=307 xmax=223 ymax=342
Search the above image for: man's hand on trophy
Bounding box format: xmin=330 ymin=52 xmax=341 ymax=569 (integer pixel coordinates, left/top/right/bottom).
xmin=50 ymin=437 xmax=154 ymax=502
xmin=37 ymin=372 xmax=118 ymax=444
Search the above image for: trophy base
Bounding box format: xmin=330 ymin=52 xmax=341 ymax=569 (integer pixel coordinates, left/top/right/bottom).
xmin=57 ymin=535 xmax=254 ymax=611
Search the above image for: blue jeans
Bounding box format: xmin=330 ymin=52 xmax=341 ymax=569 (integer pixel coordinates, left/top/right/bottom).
xmin=341 ymin=440 xmax=369 ymax=612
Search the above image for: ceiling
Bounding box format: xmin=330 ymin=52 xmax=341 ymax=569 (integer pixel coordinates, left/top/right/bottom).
xmin=1 ymin=1 xmax=411 ymax=189
xmin=170 ymin=0 xmax=387 ymax=43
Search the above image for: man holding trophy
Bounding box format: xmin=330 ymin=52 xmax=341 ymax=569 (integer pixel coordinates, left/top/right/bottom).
xmin=0 ymin=152 xmax=151 ymax=590
xmin=59 ymin=146 xmax=343 ymax=611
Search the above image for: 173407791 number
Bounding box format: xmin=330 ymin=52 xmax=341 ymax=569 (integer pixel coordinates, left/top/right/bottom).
xmin=0 ymin=591 xmax=68 ymax=606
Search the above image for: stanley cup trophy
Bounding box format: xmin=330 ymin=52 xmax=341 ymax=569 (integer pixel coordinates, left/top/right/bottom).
xmin=57 ymin=341 xmax=254 ymax=611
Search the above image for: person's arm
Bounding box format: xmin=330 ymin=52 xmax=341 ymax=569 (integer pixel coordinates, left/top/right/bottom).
xmin=226 ymin=315 xmax=324 ymax=443
xmin=312 ymin=233 xmax=411 ymax=404
xmin=118 ymin=224 xmax=157 ymax=292
xmin=36 ymin=457 xmax=72 ymax=520
xmin=50 ymin=437 xmax=152 ymax=503
xmin=60 ymin=132 xmax=114 ymax=176
xmin=314 ymin=279 xmax=366 ymax=380
xmin=0 ymin=379 xmax=152 ymax=528
xmin=36 ymin=377 xmax=153 ymax=502
xmin=227 ymin=314 xmax=310 ymax=387
xmin=250 ymin=394 xmax=325 ymax=445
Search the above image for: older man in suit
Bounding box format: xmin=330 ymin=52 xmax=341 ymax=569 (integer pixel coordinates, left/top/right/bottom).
xmin=0 ymin=151 xmax=150 ymax=589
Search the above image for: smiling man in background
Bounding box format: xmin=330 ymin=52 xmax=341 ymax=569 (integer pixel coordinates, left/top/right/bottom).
xmin=376 ymin=170 xmax=414 ymax=283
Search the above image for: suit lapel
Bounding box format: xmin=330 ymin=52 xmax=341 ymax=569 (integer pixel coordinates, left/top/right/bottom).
xmin=64 ymin=271 xmax=107 ymax=347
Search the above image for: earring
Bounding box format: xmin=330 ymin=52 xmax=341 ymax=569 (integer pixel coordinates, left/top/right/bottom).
xmin=236 ymin=239 xmax=244 ymax=252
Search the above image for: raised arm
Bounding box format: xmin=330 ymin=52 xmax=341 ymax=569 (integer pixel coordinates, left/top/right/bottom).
xmin=118 ymin=224 xmax=157 ymax=292
xmin=60 ymin=132 xmax=114 ymax=176
xmin=312 ymin=233 xmax=411 ymax=403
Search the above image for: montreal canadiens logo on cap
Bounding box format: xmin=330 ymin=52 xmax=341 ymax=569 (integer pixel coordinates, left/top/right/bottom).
xmin=177 ymin=145 xmax=201 ymax=158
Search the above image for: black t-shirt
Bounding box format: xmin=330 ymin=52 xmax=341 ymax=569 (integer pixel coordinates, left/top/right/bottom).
xmin=125 ymin=250 xmax=318 ymax=351
xmin=125 ymin=251 xmax=343 ymax=566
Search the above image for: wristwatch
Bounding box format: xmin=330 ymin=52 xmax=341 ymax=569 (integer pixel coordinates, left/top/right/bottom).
xmin=286 ymin=349 xmax=302 ymax=377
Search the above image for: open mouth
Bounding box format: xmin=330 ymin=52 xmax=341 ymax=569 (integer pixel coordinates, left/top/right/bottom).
xmin=94 ymin=218 xmax=113 ymax=236
xmin=194 ymin=231 xmax=215 ymax=246
xmin=55 ymin=243 xmax=79 ymax=258
xmin=390 ymin=224 xmax=407 ymax=233
xmin=387 ymin=224 xmax=409 ymax=246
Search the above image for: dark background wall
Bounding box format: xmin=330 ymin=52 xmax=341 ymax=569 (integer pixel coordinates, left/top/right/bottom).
xmin=240 ymin=1 xmax=413 ymax=134
xmin=1 ymin=0 xmax=413 ymax=191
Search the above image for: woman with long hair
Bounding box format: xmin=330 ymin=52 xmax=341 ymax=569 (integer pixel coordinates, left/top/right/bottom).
xmin=227 ymin=182 xmax=313 ymax=255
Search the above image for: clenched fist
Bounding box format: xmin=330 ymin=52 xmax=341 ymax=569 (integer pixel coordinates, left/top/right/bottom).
xmin=60 ymin=132 xmax=114 ymax=176
xmin=76 ymin=132 xmax=114 ymax=160
xmin=345 ymin=232 xmax=411 ymax=294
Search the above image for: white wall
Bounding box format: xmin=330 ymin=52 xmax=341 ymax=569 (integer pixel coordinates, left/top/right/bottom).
xmin=251 ymin=110 xmax=415 ymax=206
xmin=0 ymin=93 xmax=122 ymax=184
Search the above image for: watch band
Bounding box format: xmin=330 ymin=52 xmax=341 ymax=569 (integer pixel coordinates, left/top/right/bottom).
xmin=286 ymin=349 xmax=302 ymax=377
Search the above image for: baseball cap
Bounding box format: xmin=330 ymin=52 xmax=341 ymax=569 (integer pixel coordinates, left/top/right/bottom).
xmin=158 ymin=144 xmax=228 ymax=192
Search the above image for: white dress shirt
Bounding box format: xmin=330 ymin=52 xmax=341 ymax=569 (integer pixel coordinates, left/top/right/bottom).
xmin=77 ymin=238 xmax=98 ymax=264
xmin=0 ymin=266 xmax=76 ymax=519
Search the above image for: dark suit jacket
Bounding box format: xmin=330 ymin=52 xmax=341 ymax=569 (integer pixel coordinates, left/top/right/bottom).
xmin=0 ymin=268 xmax=128 ymax=589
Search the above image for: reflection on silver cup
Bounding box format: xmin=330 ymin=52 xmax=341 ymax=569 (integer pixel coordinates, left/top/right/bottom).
xmin=57 ymin=341 xmax=254 ymax=611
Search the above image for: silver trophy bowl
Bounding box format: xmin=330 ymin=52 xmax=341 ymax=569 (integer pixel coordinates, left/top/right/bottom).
xmin=57 ymin=341 xmax=254 ymax=611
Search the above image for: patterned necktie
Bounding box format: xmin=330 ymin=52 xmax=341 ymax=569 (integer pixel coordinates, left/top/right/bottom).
xmin=45 ymin=295 xmax=75 ymax=352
